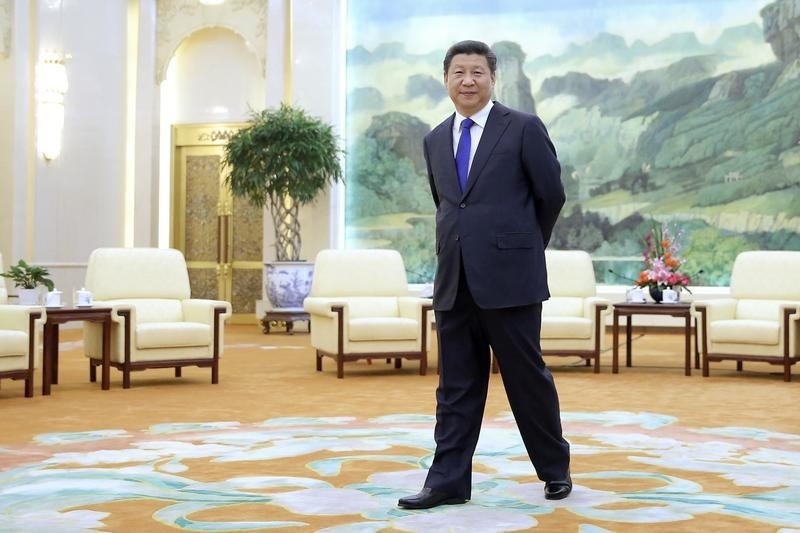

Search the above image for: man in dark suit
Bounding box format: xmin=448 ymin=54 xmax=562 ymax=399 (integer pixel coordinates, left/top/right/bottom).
xmin=398 ymin=40 xmax=571 ymax=510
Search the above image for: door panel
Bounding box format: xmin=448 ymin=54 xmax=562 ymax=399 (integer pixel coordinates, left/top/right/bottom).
xmin=229 ymin=193 xmax=264 ymax=315
xmin=172 ymin=123 xmax=261 ymax=323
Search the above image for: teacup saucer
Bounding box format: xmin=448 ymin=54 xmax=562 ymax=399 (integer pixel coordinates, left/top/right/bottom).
xmin=75 ymin=304 xmax=94 ymax=308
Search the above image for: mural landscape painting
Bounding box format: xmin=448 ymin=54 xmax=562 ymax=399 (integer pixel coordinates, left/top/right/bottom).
xmin=345 ymin=0 xmax=800 ymax=285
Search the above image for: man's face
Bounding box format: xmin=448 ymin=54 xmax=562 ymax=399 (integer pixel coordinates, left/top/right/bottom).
xmin=444 ymin=53 xmax=495 ymax=117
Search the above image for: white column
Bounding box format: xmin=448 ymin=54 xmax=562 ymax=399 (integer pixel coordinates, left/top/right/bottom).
xmin=11 ymin=0 xmax=35 ymax=261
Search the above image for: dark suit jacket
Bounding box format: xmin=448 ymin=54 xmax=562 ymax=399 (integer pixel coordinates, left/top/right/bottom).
xmin=424 ymin=102 xmax=565 ymax=311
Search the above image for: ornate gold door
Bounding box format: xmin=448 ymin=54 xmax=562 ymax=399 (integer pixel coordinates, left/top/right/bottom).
xmin=172 ymin=124 xmax=263 ymax=324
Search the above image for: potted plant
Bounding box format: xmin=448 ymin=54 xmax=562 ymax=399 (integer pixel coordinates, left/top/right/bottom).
xmin=223 ymin=103 xmax=343 ymax=310
xmin=1 ymin=259 xmax=55 ymax=305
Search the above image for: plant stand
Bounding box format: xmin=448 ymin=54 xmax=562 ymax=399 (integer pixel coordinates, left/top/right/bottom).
xmin=261 ymin=310 xmax=310 ymax=334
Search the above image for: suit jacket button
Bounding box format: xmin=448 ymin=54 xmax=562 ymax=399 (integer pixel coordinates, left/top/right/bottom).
xmin=459 ymin=203 xmax=466 ymax=208
xmin=455 ymin=234 xmax=460 ymax=241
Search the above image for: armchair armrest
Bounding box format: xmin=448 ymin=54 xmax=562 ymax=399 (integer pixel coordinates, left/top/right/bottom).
xmin=182 ymin=299 xmax=232 ymax=323
xmin=304 ymin=297 xmax=349 ymax=318
xmin=397 ymin=297 xmax=434 ymax=319
xmin=583 ymin=297 xmax=610 ymax=319
xmin=778 ymin=303 xmax=800 ymax=319
xmin=92 ymin=300 xmax=135 ymax=326
xmin=780 ymin=304 xmax=800 ymax=353
xmin=691 ymin=299 xmax=736 ymax=323
xmin=0 ymin=305 xmax=46 ymax=330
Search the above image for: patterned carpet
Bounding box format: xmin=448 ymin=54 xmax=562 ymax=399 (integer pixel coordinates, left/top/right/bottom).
xmin=0 ymin=325 xmax=798 ymax=532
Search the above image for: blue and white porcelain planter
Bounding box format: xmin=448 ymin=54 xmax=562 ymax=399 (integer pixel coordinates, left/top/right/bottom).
xmin=265 ymin=261 xmax=314 ymax=311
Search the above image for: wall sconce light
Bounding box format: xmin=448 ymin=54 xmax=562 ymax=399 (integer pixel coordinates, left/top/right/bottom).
xmin=36 ymin=51 xmax=68 ymax=161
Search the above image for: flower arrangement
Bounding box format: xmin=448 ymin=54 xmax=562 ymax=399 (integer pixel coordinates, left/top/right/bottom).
xmin=636 ymin=223 xmax=691 ymax=291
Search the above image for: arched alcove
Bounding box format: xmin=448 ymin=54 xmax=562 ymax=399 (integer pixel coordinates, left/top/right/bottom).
xmin=158 ymin=25 xmax=266 ymax=248
xmin=165 ymin=26 xmax=264 ymax=123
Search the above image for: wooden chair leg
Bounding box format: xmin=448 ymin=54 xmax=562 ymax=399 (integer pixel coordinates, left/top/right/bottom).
xmin=316 ymin=350 xmax=322 ymax=371
xmin=123 ymin=365 xmax=131 ymax=389
xmin=737 ymin=361 xmax=743 ymax=371
xmin=336 ymin=356 xmax=344 ymax=379
xmin=395 ymin=358 xmax=402 ymax=369
xmin=212 ymin=361 xmax=219 ymax=384
xmin=89 ymin=361 xmax=97 ymax=383
xmin=175 ymin=367 xmax=182 ymax=377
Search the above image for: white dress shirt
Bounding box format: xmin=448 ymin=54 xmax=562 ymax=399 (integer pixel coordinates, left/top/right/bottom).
xmin=452 ymin=100 xmax=494 ymax=175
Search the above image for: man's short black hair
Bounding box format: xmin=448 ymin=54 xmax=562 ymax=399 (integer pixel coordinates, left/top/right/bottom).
xmin=443 ymin=40 xmax=497 ymax=75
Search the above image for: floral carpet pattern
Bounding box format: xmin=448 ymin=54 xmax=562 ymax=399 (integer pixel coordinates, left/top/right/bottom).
xmin=1 ymin=411 xmax=799 ymax=532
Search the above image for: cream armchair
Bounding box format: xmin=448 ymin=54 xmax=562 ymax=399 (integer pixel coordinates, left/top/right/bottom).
xmin=539 ymin=250 xmax=611 ymax=372
xmin=692 ymin=251 xmax=800 ymax=381
xmin=0 ymin=253 xmax=46 ymax=397
xmin=83 ymin=248 xmax=232 ymax=388
xmin=303 ymin=249 xmax=433 ymax=378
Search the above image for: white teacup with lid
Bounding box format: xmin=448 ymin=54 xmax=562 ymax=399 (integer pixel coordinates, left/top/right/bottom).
xmin=75 ymin=288 xmax=94 ymax=307
xmin=45 ymin=289 xmax=63 ymax=307
xmin=662 ymin=287 xmax=678 ymax=303
xmin=628 ymin=287 xmax=646 ymax=303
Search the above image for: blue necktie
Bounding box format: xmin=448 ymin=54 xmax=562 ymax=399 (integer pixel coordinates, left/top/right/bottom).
xmin=455 ymin=117 xmax=475 ymax=192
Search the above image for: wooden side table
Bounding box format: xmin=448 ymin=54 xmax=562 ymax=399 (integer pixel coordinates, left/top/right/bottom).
xmin=261 ymin=310 xmax=310 ymax=334
xmin=612 ymin=302 xmax=697 ymax=376
xmin=42 ymin=306 xmax=112 ymax=395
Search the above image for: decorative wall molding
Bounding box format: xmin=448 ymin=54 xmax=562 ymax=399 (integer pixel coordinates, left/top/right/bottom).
xmin=0 ymin=0 xmax=11 ymax=58
xmin=155 ymin=0 xmax=267 ymax=83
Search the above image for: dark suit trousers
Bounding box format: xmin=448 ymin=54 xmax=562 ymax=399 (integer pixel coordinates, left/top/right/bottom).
xmin=425 ymin=264 xmax=570 ymax=499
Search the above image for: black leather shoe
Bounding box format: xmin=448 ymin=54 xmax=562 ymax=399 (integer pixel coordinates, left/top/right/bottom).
xmin=398 ymin=487 xmax=467 ymax=509
xmin=544 ymin=473 xmax=572 ymax=500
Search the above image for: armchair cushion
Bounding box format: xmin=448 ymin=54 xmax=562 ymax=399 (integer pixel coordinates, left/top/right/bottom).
xmin=730 ymin=251 xmax=800 ymax=300
xmin=545 ymin=250 xmax=598 ymax=297
xmin=347 ymin=297 xmax=400 ymax=319
xmin=310 ymin=249 xmax=409 ymax=297
xmin=105 ymin=299 xmax=184 ymax=323
xmin=87 ymin=248 xmax=191 ymax=300
xmin=735 ymin=299 xmax=788 ymax=321
xmin=349 ymin=317 xmax=419 ymax=341
xmin=136 ymin=322 xmax=211 ymax=349
xmin=710 ymin=319 xmax=778 ymax=346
